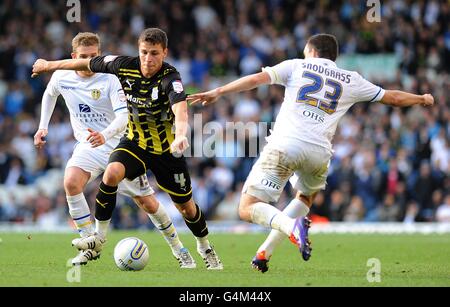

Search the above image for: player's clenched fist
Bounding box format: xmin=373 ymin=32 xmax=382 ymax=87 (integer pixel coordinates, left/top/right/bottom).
xmin=422 ymin=94 xmax=434 ymax=107
xmin=31 ymin=59 xmax=50 ymax=78
xmin=170 ymin=136 xmax=189 ymax=155
xmin=34 ymin=128 xmax=48 ymax=149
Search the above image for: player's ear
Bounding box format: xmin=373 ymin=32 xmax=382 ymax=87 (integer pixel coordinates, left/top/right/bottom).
xmin=71 ymin=52 xmax=77 ymax=59
xmin=163 ymin=48 xmax=168 ymax=58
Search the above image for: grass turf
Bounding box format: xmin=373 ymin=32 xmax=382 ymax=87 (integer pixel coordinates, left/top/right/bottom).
xmin=0 ymin=231 xmax=449 ymax=287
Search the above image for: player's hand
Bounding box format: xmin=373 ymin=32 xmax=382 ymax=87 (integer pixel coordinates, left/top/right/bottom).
xmin=422 ymin=94 xmax=434 ymax=107
xmin=86 ymin=128 xmax=105 ymax=148
xmin=170 ymin=136 xmax=189 ymax=155
xmin=31 ymin=59 xmax=50 ymax=78
xmin=187 ymin=89 xmax=220 ymax=106
xmin=34 ymin=129 xmax=48 ymax=149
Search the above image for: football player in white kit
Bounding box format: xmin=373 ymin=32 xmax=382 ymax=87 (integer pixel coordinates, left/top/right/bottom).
xmin=33 ymin=33 xmax=196 ymax=268
xmin=188 ymin=34 xmax=434 ymax=272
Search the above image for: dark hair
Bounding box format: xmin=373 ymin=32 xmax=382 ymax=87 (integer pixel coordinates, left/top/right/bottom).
xmin=138 ymin=28 xmax=168 ymax=49
xmin=306 ymin=34 xmax=339 ymax=61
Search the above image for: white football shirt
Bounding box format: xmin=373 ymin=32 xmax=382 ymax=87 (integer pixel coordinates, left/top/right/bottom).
xmin=46 ymin=70 xmax=127 ymax=146
xmin=263 ymin=57 xmax=385 ymax=150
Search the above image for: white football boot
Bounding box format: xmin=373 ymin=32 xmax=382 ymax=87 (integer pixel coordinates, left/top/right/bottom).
xmin=174 ymin=247 xmax=196 ymax=269
xmin=197 ymin=246 xmax=223 ymax=270
xmin=71 ymin=249 xmax=101 ymax=266
xmin=72 ymin=233 xmax=106 ymax=252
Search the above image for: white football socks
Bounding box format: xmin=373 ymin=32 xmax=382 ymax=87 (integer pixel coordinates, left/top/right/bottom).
xmin=67 ymin=193 xmax=94 ymax=238
xmin=257 ymin=198 xmax=310 ymax=258
xmin=95 ymin=218 xmax=110 ymax=240
xmin=250 ymin=202 xmax=295 ymax=236
xmin=147 ymin=203 xmax=183 ymax=254
xmin=196 ymin=235 xmax=211 ymax=253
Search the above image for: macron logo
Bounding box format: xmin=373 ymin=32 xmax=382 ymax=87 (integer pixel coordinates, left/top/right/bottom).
xmin=79 ymin=104 xmax=91 ymax=113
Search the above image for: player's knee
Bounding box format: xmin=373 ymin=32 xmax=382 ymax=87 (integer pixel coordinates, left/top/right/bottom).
xmin=238 ymin=193 xmax=260 ymax=221
xmin=238 ymin=201 xmax=253 ymax=222
xmin=63 ymin=176 xmax=83 ymax=195
xmin=134 ymin=195 xmax=159 ymax=214
xmin=103 ymin=163 xmax=125 ymax=185
xmin=238 ymin=206 xmax=247 ymax=221
xmin=175 ymin=198 xmax=196 ymax=219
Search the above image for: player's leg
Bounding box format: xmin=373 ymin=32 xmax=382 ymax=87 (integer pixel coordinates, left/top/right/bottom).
xmin=256 ymin=191 xmax=313 ymax=256
xmin=239 ymin=145 xmax=312 ymax=263
xmin=174 ymin=197 xmax=223 ymax=270
xmin=95 ymin=159 xmax=130 ymax=239
xmin=240 ymin=191 xmax=312 ymax=262
xmin=252 ymin=190 xmax=314 ymax=272
xmin=65 ymin=144 xmax=106 ymax=265
xmin=252 ymin=143 xmax=331 ymax=269
xmin=119 ymin=175 xmax=196 ymax=268
xmin=64 ymin=144 xmax=104 ymax=238
xmin=73 ymin=162 xmax=126 ymax=254
xmin=65 ymin=167 xmax=103 ymax=265
xmin=73 ymin=142 xmax=144 ymax=253
xmin=148 ymin=152 xmax=222 ymax=269
xmin=239 ymin=146 xmax=296 ymax=234
xmin=64 ymin=166 xmax=92 ymax=237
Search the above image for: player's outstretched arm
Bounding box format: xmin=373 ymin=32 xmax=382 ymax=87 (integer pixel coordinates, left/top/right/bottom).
xmin=31 ymin=58 xmax=91 ymax=78
xmin=187 ymin=71 xmax=271 ymax=106
xmin=380 ymin=90 xmax=434 ymax=108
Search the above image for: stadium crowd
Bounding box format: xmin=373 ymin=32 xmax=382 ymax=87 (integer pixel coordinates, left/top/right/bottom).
xmin=0 ymin=0 xmax=449 ymax=229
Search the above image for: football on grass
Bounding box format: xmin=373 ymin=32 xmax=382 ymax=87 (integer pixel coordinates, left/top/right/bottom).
xmin=114 ymin=237 xmax=149 ymax=271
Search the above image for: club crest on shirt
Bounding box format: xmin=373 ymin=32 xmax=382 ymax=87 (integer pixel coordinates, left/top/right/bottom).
xmin=151 ymin=87 xmax=159 ymax=100
xmin=91 ymin=89 xmax=101 ymax=100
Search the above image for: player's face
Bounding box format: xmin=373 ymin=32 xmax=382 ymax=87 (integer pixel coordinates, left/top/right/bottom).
xmin=72 ymin=45 xmax=100 ymax=77
xmin=139 ymin=41 xmax=168 ymax=78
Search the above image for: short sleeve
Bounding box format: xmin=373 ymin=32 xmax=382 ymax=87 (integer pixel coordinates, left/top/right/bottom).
xmin=352 ymin=73 xmax=385 ymax=103
xmin=161 ymin=72 xmax=187 ymax=105
xmin=108 ymin=76 xmax=128 ymax=114
xmin=262 ymin=59 xmax=296 ymax=86
xmin=89 ymin=55 xmax=129 ymax=75
xmin=46 ymin=72 xmax=61 ymax=97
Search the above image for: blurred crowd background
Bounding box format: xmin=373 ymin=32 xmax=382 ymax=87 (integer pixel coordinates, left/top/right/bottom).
xmin=0 ymin=0 xmax=449 ymax=230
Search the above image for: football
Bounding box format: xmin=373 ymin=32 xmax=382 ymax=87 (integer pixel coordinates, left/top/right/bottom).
xmin=113 ymin=237 xmax=149 ymax=271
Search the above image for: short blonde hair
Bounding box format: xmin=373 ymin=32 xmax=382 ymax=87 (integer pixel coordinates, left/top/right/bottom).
xmin=72 ymin=32 xmax=101 ymax=52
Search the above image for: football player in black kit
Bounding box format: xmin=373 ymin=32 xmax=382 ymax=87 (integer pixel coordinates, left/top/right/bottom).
xmin=32 ymin=28 xmax=223 ymax=270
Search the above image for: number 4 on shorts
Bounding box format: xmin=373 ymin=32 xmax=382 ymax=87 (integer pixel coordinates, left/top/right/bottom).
xmin=174 ymin=173 xmax=186 ymax=188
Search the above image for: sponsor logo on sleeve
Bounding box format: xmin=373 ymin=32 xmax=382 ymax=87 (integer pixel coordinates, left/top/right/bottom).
xmin=172 ymin=80 xmax=184 ymax=93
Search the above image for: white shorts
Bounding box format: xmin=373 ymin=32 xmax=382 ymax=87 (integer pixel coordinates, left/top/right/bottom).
xmin=242 ymin=140 xmax=331 ymax=203
xmin=65 ymin=142 xmax=154 ymax=198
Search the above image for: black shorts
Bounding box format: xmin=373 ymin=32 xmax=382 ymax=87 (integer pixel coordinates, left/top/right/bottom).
xmin=108 ymin=138 xmax=193 ymax=204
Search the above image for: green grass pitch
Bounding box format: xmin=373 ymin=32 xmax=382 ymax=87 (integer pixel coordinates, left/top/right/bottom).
xmin=0 ymin=231 xmax=449 ymax=287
